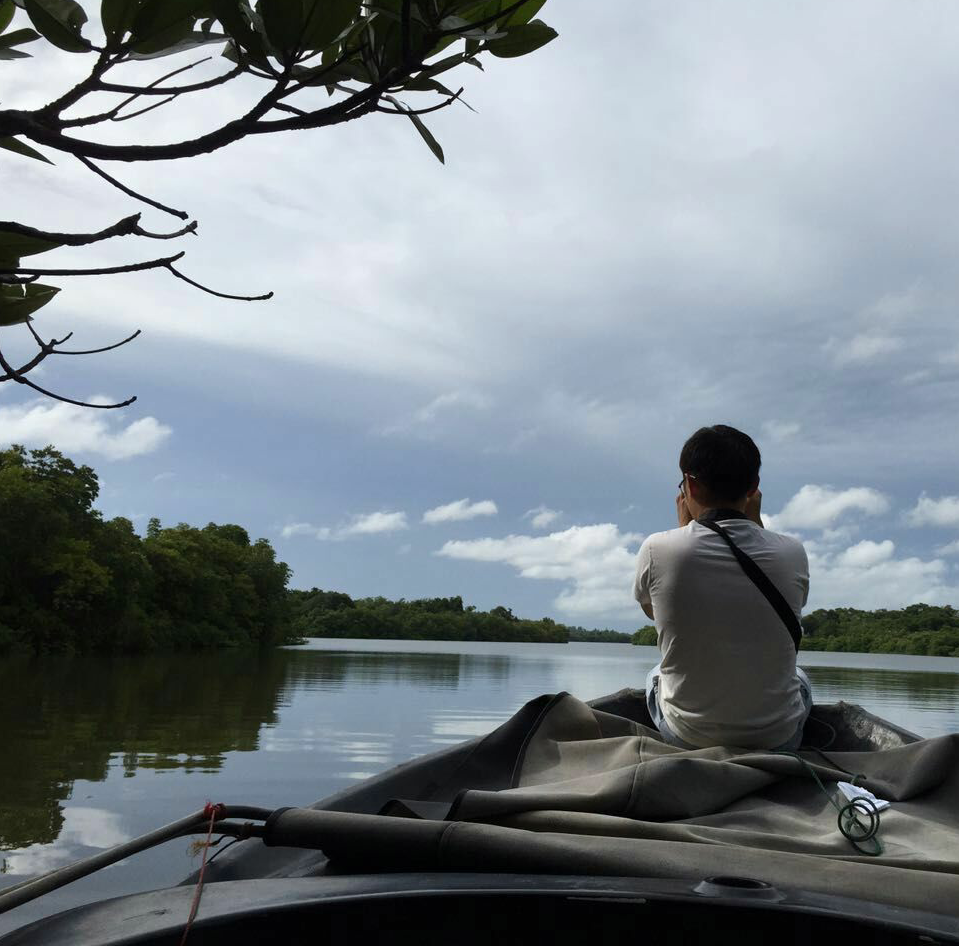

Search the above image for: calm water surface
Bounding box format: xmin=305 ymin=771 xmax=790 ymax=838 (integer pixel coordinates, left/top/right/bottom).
xmin=1 ymin=640 xmax=957 ymax=933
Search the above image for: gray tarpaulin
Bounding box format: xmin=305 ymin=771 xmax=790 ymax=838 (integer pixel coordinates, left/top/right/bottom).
xmin=267 ymin=692 xmax=959 ymax=917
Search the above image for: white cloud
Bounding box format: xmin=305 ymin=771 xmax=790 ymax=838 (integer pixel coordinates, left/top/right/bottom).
xmin=936 ymin=539 xmax=959 ymax=556
xmin=761 ymin=420 xmax=801 ymax=443
xmin=523 ymin=505 xmax=562 ymax=529
xmin=906 ymin=494 xmax=959 ymax=528
xmin=438 ymin=523 xmax=644 ymax=619
xmin=807 ymin=540 xmax=958 ymax=611
xmin=281 ymin=522 xmax=330 ymax=539
xmin=824 ymin=332 xmax=903 ymax=366
xmin=423 ymin=498 xmax=498 ymax=524
xmin=834 ymin=539 xmax=895 ymax=568
xmin=341 ymin=511 xmax=409 ymax=535
xmin=380 ymin=390 xmax=491 ymax=438
xmin=764 ymin=484 xmax=890 ymax=533
xmin=0 ymin=399 xmax=171 ymax=460
xmin=152 ymin=471 xmax=177 ymax=483
xmin=414 ymin=391 xmax=490 ymax=424
xmin=281 ymin=511 xmax=406 ymax=540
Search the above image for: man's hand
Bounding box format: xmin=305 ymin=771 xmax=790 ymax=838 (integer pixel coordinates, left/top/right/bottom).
xmin=676 ymin=492 xmax=692 ymax=527
xmin=745 ymin=488 xmax=764 ymax=527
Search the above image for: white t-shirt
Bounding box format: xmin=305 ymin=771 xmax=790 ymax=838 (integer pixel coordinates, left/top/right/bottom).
xmin=634 ymin=518 xmax=809 ymax=749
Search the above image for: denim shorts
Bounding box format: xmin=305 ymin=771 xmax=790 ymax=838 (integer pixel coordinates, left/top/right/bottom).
xmin=645 ymin=663 xmax=813 ymax=751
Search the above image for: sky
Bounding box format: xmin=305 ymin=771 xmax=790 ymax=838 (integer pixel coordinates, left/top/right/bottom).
xmin=4 ymin=1 xmax=959 ymax=629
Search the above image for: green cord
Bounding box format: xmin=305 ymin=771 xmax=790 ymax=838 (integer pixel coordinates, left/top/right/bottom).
xmin=774 ymin=751 xmax=884 ymax=856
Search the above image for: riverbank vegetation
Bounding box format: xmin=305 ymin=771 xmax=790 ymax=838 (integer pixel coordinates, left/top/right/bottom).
xmin=0 ymin=446 xmax=292 ymax=654
xmin=632 ymin=604 xmax=959 ymax=656
xmin=800 ymin=605 xmax=959 ymax=656
xmin=290 ymin=589 xmax=570 ymax=643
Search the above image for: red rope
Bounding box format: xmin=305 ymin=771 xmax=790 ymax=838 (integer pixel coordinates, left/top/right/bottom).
xmin=179 ymin=803 xmax=225 ymax=946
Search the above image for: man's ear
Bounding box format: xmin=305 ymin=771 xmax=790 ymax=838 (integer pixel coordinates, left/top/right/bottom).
xmin=745 ymin=479 xmax=760 ymax=497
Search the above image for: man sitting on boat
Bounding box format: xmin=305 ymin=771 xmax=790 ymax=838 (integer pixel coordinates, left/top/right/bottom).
xmin=634 ymin=424 xmax=812 ymax=750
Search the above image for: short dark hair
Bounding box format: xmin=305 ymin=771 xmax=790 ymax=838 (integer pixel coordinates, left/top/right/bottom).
xmin=680 ymin=425 xmax=761 ymax=504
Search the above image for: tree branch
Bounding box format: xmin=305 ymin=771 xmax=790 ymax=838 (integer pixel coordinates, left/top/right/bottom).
xmin=0 ymin=325 xmax=140 ymax=405
xmin=3 ymin=252 xmax=185 ymax=277
xmin=75 ymin=155 xmax=189 ymax=219
xmin=0 ymin=67 xmax=385 ymax=163
xmin=0 ymin=215 xmax=197 ymax=246
xmin=54 ymin=329 xmax=141 ymax=356
xmin=9 ymin=373 xmax=136 ymax=409
xmin=37 ymin=50 xmax=115 ymax=118
xmin=271 ymin=102 xmax=308 ymax=117
xmin=377 ymin=88 xmax=462 ymax=115
xmin=97 ymin=60 xmax=245 ymax=96
xmin=166 ymin=264 xmax=273 ymax=301
xmin=111 ymin=94 xmax=178 ymax=123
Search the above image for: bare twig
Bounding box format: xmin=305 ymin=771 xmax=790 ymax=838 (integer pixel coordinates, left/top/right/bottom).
xmin=111 ymin=94 xmax=178 ymax=123
xmin=271 ymin=103 xmax=308 ymax=117
xmin=97 ymin=60 xmax=245 ymax=97
xmin=0 ymin=215 xmax=197 ymax=246
xmin=55 ymin=329 xmax=141 ymax=356
xmin=378 ymin=88 xmax=463 ymax=115
xmin=166 ymin=264 xmax=273 ymax=301
xmin=97 ymin=57 xmax=221 ymax=95
xmin=38 ymin=51 xmax=115 ymax=118
xmin=0 ymin=343 xmax=136 ymax=407
xmin=4 ymin=251 xmax=185 ymax=277
xmin=75 ymin=156 xmax=189 ymax=219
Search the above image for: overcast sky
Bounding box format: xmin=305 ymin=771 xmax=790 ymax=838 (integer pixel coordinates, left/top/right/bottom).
xmin=4 ymin=1 xmax=959 ymax=629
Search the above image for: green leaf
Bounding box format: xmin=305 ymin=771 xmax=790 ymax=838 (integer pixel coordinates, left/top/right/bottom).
xmin=100 ymin=0 xmax=142 ymax=44
xmin=0 ymin=283 xmax=60 ymax=327
xmin=293 ymin=57 xmax=367 ymax=84
xmin=498 ymin=0 xmax=544 ymax=26
xmin=397 ymin=104 xmax=444 ymax=163
xmin=299 ymin=0 xmax=358 ymax=52
xmin=213 ymin=0 xmax=270 ymax=66
xmin=130 ymin=26 xmax=225 ymax=57
xmin=0 ymin=136 xmax=54 ymax=163
xmin=23 ymin=0 xmax=91 ymax=52
xmin=403 ymin=74 xmax=455 ymax=96
xmin=0 ymin=229 xmax=61 ymax=267
xmin=131 ymin=0 xmax=202 ymax=42
xmin=0 ymin=43 xmax=30 ymax=55
xmin=486 ymin=18 xmax=554 ymax=58
xmin=259 ymin=0 xmax=303 ymax=54
xmin=418 ymin=50 xmax=468 ymax=77
xmin=0 ymin=0 xmax=15 ymax=34
xmin=0 ymin=26 xmax=40 ymax=46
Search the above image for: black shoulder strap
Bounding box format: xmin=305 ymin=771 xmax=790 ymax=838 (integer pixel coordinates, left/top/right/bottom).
xmin=698 ymin=517 xmax=801 ymax=653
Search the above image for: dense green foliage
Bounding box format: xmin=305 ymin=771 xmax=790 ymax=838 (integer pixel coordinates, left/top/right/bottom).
xmin=568 ymin=627 xmax=633 ymax=643
xmin=632 ymin=626 xmax=657 ymax=646
xmin=0 ymin=446 xmax=293 ymax=654
xmin=631 ymin=606 xmax=959 ymax=656
xmin=290 ymin=589 xmax=570 ymax=643
xmin=801 ymin=605 xmax=959 ymax=657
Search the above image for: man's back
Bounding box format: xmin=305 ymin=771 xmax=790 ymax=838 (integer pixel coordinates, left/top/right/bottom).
xmin=635 ymin=518 xmax=809 ymax=748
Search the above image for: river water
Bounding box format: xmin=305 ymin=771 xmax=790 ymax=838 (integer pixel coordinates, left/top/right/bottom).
xmin=1 ymin=640 xmax=958 ymax=934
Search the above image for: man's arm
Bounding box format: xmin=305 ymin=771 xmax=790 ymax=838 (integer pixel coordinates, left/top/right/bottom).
xmin=634 ymin=538 xmax=655 ymax=620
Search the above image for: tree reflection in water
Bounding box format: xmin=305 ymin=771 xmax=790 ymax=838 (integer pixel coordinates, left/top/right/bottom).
xmin=0 ymin=646 xmax=512 ymax=851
